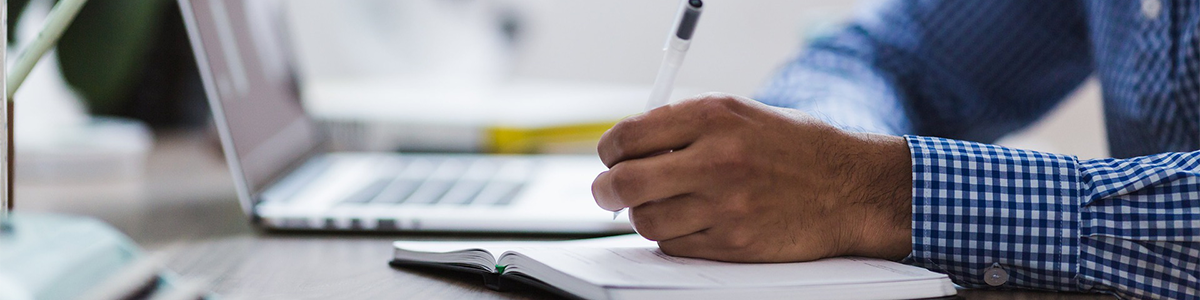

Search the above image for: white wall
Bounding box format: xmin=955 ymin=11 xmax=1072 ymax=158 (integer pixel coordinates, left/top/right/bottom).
xmin=506 ymin=0 xmax=860 ymax=95
xmin=289 ymin=0 xmax=1109 ymax=158
xmin=505 ymin=0 xmax=1107 ymax=158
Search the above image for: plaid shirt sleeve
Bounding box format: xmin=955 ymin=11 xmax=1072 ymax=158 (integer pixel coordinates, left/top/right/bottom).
xmin=751 ymin=1 xmax=1200 ymax=298
xmin=903 ymin=136 xmax=1200 ymax=299
xmin=755 ymin=0 xmax=1092 ymax=140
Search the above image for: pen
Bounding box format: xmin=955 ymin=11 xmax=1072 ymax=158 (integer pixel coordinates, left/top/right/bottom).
xmin=616 ymin=0 xmax=703 ymax=220
xmin=644 ymin=0 xmax=703 ymax=110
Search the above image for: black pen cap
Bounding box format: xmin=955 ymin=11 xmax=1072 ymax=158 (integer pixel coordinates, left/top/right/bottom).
xmin=676 ymin=1 xmax=702 ymax=40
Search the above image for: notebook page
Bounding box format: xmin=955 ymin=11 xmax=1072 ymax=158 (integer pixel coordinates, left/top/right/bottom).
xmin=392 ymin=234 xmax=653 ymax=262
xmin=502 ymin=246 xmax=946 ymax=289
xmin=393 ymin=241 xmax=514 ymax=263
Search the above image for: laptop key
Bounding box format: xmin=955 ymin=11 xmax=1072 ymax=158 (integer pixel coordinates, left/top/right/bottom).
xmin=398 ymin=158 xmax=438 ymax=178
xmin=494 ymin=159 xmax=536 ymax=181
xmin=401 ymin=159 xmax=470 ymax=205
xmin=438 ymin=180 xmax=487 ymax=205
xmin=461 ymin=159 xmax=500 ymax=180
xmin=473 ymin=181 xmax=515 ymax=205
xmin=340 ymin=178 xmax=392 ymax=204
xmin=404 ymin=180 xmax=455 ymax=205
xmin=492 ymin=183 xmax=525 ymax=206
xmin=370 ymin=178 xmax=422 ymax=204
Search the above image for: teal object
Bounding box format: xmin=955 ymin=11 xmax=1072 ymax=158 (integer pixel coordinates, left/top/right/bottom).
xmin=0 ymin=213 xmax=142 ymax=300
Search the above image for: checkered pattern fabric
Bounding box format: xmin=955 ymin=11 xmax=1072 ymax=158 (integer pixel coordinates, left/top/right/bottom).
xmin=755 ymin=0 xmax=1200 ymax=299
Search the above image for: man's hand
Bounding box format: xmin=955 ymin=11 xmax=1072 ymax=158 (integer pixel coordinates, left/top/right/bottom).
xmin=592 ymin=93 xmax=912 ymax=263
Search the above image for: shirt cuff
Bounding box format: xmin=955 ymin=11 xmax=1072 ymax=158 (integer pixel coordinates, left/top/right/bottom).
xmin=900 ymin=135 xmax=1082 ymax=291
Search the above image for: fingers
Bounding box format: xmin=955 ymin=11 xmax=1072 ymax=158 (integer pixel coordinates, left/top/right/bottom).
xmin=592 ymin=149 xmax=709 ymax=211
xmin=598 ymin=93 xmax=767 ymax=168
xmin=655 ymin=230 xmax=730 ymax=261
xmin=597 ymin=106 xmax=703 ymax=168
xmin=627 ymin=194 xmax=715 ymax=241
xmin=656 ymin=227 xmax=761 ymax=263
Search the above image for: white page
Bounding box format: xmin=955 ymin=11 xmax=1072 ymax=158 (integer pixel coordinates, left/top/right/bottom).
xmin=393 ymin=234 xmax=655 ymax=262
xmin=395 ymin=235 xmax=947 ymax=290
xmin=502 ymin=247 xmax=945 ymax=289
xmin=393 ymin=240 xmax=514 ymax=261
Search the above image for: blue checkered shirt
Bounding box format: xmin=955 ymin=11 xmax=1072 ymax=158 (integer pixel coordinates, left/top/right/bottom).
xmin=756 ymin=1 xmax=1200 ymax=299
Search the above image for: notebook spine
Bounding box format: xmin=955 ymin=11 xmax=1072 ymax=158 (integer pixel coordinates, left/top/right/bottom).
xmin=388 ymin=259 xmax=503 ymax=291
xmin=482 ymin=272 xmax=502 ymax=291
xmin=496 ymin=274 xmax=586 ymax=300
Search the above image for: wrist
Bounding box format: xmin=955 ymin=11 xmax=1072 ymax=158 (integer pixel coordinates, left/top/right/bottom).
xmin=841 ymin=132 xmax=913 ymax=260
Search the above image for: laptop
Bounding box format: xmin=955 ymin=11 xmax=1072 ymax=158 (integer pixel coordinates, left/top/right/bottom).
xmin=178 ymin=0 xmax=632 ymax=233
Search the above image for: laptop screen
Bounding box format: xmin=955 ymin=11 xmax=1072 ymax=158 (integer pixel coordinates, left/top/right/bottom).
xmin=181 ymin=0 xmax=322 ymax=202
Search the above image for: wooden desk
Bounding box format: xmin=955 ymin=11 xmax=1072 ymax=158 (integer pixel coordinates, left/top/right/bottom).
xmin=20 ymin=131 xmax=1114 ymax=299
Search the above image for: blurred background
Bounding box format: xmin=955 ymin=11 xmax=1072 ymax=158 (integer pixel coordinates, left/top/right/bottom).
xmin=12 ymin=0 xmax=1106 ymax=241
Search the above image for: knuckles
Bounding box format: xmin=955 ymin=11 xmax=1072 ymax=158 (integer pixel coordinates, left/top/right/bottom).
xmin=601 ymin=93 xmax=761 ymax=167
xmin=598 ymin=122 xmax=632 ymax=167
xmin=699 ymin=93 xmax=754 ymax=111
xmin=676 ymin=93 xmax=749 ymax=123
xmin=691 ymin=92 xmax=744 ymax=106
xmin=719 ymin=191 xmax=755 ymax=218
xmin=712 ymin=141 xmax=751 ymax=169
xmin=701 ymin=139 xmax=757 ymax=184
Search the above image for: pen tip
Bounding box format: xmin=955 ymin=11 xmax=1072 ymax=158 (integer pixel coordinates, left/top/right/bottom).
xmin=688 ymin=0 xmax=702 ymax=9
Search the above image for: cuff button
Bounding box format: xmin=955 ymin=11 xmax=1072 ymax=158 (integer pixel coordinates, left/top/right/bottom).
xmin=983 ymin=262 xmax=1009 ymax=286
xmin=1141 ymin=0 xmax=1162 ymax=20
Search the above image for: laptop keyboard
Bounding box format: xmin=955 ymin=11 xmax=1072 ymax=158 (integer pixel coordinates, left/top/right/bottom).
xmin=341 ymin=157 xmax=533 ymax=206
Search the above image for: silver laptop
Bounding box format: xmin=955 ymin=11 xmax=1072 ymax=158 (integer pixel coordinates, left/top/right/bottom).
xmin=179 ymin=0 xmax=631 ymax=233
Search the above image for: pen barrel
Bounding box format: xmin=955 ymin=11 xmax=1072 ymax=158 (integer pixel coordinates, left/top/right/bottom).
xmin=645 ymin=48 xmax=688 ymax=110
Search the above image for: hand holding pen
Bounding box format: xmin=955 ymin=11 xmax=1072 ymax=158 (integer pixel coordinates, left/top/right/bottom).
xmin=613 ymin=0 xmax=703 ymax=219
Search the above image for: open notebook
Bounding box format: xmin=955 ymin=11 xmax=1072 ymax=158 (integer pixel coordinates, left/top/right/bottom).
xmin=391 ymin=234 xmax=956 ymax=300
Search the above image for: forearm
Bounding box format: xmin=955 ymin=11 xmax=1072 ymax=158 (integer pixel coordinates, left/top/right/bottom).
xmin=840 ymin=132 xmax=913 ymax=261
xmin=901 ymin=135 xmax=1200 ymax=299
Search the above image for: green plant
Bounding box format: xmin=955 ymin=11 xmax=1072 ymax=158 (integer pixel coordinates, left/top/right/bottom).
xmin=9 ymin=0 xmax=172 ymax=115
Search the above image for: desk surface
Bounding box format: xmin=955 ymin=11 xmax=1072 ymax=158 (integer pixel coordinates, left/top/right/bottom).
xmin=20 ymin=131 xmax=1114 ymax=299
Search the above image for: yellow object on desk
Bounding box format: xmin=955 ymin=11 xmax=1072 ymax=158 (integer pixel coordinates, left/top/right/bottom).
xmin=486 ymin=121 xmax=617 ymax=154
